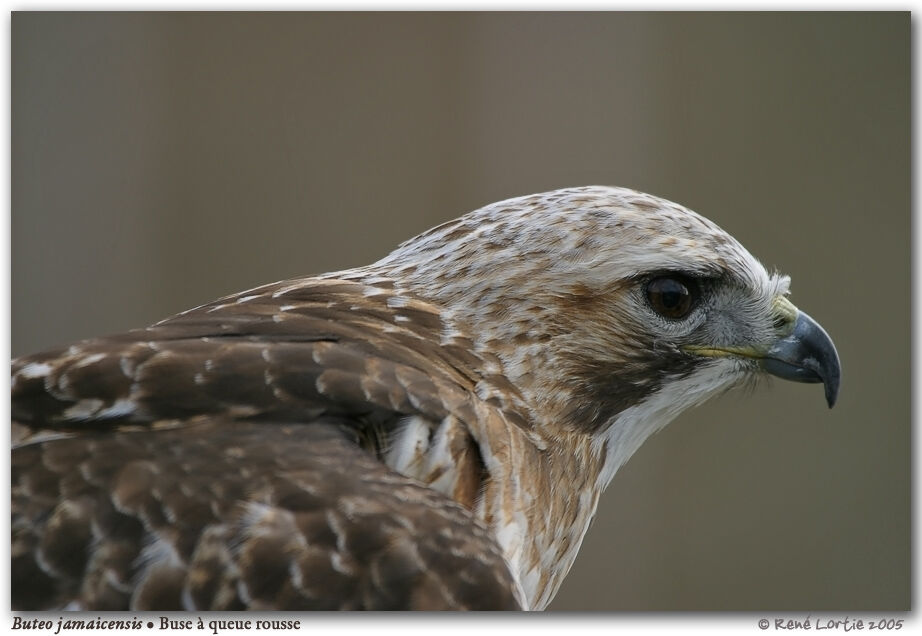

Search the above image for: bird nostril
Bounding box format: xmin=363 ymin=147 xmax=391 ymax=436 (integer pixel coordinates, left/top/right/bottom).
xmin=771 ymin=296 xmax=798 ymax=336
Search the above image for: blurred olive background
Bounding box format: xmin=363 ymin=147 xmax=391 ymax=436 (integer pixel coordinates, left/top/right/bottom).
xmin=11 ymin=12 xmax=909 ymax=610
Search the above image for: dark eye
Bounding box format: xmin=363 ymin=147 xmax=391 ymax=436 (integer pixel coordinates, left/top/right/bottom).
xmin=646 ymin=276 xmax=698 ymax=320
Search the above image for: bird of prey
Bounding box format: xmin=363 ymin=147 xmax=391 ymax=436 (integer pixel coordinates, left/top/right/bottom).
xmin=11 ymin=186 xmax=840 ymax=611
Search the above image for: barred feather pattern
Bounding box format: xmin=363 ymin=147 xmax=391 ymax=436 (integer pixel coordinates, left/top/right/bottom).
xmin=13 ymin=277 xmax=604 ymax=610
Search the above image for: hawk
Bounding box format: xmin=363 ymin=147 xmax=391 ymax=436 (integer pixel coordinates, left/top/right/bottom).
xmin=11 ymin=186 xmax=840 ymax=611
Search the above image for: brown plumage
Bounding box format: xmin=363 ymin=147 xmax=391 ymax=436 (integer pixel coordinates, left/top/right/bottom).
xmin=12 ymin=186 xmax=840 ymax=610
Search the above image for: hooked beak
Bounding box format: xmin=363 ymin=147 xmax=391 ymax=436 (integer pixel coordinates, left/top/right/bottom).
xmin=759 ymin=310 xmax=841 ymax=408
xmin=684 ymin=299 xmax=841 ymax=408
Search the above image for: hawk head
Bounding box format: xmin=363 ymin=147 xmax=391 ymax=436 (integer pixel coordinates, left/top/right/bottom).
xmin=371 ymin=185 xmax=840 ymax=487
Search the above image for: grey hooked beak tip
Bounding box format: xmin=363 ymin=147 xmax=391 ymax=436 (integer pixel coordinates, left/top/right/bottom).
xmin=761 ymin=310 xmax=841 ymax=408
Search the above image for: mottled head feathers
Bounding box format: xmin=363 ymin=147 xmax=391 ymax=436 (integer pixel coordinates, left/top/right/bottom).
xmin=361 ymin=186 xmax=790 ymax=447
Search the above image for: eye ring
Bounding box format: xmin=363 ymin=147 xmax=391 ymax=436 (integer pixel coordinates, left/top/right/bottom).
xmin=646 ymin=275 xmax=698 ymax=320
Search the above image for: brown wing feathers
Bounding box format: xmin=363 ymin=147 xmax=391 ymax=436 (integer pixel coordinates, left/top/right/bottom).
xmin=13 ymin=280 xmax=473 ymax=428
xmin=12 ymin=280 xmax=520 ymax=610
